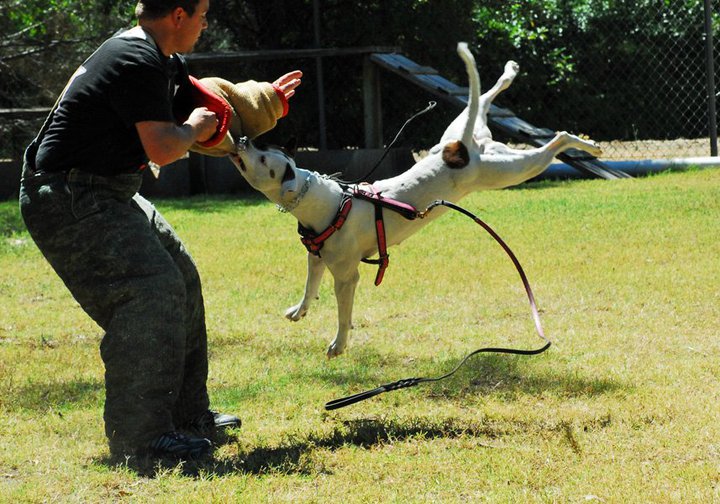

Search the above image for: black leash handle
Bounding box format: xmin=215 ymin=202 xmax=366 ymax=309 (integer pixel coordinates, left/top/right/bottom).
xmin=325 ymin=200 xmax=551 ymax=411
xmin=325 ymin=379 xmax=422 ymax=410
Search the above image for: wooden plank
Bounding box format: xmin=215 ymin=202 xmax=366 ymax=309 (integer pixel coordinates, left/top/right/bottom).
xmin=370 ymin=53 xmax=439 ymax=75
xmin=487 ymin=105 xmax=515 ymax=118
xmin=413 ymin=74 xmax=466 ymax=96
xmin=186 ymin=46 xmax=400 ymax=66
xmin=369 ymin=50 xmax=630 ymax=179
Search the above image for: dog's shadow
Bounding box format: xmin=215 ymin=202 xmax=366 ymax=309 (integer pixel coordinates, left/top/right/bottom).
xmin=314 ymin=347 xmax=626 ymax=401
xmin=99 ymin=349 xmax=626 ymax=478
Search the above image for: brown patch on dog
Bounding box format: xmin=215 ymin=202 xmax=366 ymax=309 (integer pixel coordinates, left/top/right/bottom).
xmin=442 ymin=141 xmax=470 ymax=168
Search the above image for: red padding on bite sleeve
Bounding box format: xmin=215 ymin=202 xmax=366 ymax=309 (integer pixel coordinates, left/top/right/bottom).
xmin=186 ymin=76 xmax=233 ymax=148
xmin=272 ymin=84 xmax=290 ymax=118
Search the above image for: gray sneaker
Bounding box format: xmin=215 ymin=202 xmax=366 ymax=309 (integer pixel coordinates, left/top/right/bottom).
xmin=187 ymin=410 xmax=241 ymax=437
xmin=148 ymin=431 xmax=212 ymax=459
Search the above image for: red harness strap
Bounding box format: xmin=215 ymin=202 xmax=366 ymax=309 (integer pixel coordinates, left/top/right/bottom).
xmin=298 ymin=192 xmax=353 ymax=257
xmin=296 ymin=186 xmax=420 ymax=286
xmin=352 ymin=186 xmax=419 ymax=220
xmin=353 ymin=185 xmax=419 ymax=286
xmin=361 ymin=200 xmax=390 ymax=286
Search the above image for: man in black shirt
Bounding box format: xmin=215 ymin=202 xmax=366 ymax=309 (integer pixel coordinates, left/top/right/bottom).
xmin=19 ymin=0 xmax=301 ymax=459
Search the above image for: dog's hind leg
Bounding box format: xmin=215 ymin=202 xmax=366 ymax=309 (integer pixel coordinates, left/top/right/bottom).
xmin=326 ymin=266 xmax=360 ymax=358
xmin=545 ymin=131 xmax=603 ymax=157
xmin=478 ymin=131 xmax=603 ymax=188
xmin=435 ymin=47 xmax=519 ymax=153
xmin=474 ymin=60 xmax=519 ymax=142
xmin=285 ymin=252 xmax=326 ymax=321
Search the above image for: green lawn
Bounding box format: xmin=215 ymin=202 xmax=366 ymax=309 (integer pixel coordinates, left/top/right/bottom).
xmin=0 ymin=169 xmax=718 ymax=502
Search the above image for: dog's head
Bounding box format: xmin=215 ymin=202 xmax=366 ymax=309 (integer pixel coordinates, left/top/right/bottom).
xmin=230 ymin=136 xmax=299 ymax=199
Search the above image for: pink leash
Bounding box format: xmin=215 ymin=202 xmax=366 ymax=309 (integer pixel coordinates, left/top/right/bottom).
xmin=325 ymin=199 xmax=551 ymax=410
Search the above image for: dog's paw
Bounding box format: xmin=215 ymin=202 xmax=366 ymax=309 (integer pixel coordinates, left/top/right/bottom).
xmin=284 ymin=303 xmax=308 ymax=321
xmin=326 ymin=340 xmax=346 ymax=359
xmin=498 ymin=61 xmax=520 ymax=90
xmin=572 ymin=133 xmax=603 ymax=157
xmin=586 ymin=140 xmax=603 ymax=157
xmin=588 ymin=142 xmax=602 ymax=157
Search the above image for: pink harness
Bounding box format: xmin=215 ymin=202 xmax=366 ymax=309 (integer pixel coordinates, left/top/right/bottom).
xmin=353 ymin=184 xmax=419 ymax=285
xmin=296 ymin=184 xmax=420 ymax=286
xmin=298 ymin=192 xmax=353 ymax=256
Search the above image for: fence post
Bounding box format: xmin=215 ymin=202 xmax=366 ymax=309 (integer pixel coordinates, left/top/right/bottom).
xmin=704 ymin=0 xmax=718 ymax=155
xmin=313 ymin=0 xmax=328 ymax=150
xmin=363 ymin=56 xmax=383 ymax=149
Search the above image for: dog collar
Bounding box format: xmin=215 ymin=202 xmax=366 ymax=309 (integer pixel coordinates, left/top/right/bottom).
xmin=277 ymin=176 xmax=311 ymax=213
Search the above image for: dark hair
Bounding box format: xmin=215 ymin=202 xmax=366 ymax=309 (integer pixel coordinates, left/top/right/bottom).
xmin=135 ymin=0 xmax=200 ymax=20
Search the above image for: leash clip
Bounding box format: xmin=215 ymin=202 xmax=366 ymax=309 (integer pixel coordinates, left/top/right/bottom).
xmin=417 ymin=200 xmax=445 ymax=219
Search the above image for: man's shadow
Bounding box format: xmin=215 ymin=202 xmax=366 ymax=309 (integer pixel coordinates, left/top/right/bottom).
xmin=98 ymin=350 xmax=626 ymax=478
xmin=100 ymin=415 xmax=504 ymax=478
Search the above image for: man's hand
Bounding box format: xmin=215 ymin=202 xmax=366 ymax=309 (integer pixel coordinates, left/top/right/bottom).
xmin=273 ymin=70 xmax=303 ymax=100
xmin=136 ymin=107 xmax=217 ymax=166
xmin=186 ymin=107 xmax=219 ymax=142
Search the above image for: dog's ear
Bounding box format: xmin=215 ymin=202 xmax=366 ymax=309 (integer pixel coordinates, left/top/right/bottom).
xmin=442 ymin=140 xmax=470 ymax=169
xmin=284 ymin=137 xmax=297 ymax=157
xmin=281 ymin=163 xmax=300 ymax=199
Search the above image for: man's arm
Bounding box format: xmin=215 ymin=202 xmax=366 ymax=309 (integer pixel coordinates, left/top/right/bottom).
xmin=136 ymin=107 xmax=218 ymax=166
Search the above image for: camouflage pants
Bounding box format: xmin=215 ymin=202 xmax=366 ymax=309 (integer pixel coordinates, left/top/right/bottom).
xmin=19 ymin=166 xmax=210 ymax=454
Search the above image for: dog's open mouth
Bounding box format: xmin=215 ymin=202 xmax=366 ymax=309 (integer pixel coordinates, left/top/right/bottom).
xmin=282 ymin=163 xmax=296 ymax=184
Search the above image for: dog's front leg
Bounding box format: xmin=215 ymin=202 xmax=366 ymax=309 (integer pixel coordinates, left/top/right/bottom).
xmin=285 ymin=252 xmax=325 ymax=321
xmin=327 ymin=266 xmax=360 ymax=358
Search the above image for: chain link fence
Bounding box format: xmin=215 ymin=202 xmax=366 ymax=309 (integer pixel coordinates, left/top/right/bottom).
xmin=1 ymin=1 xmax=718 ymax=165
xmin=247 ymin=1 xmax=720 ymax=162
xmin=407 ymin=0 xmax=719 ymax=162
xmin=526 ymin=0 xmax=718 ymax=160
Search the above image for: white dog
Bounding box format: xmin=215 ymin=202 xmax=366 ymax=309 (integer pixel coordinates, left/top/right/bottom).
xmin=229 ymin=42 xmax=601 ymax=358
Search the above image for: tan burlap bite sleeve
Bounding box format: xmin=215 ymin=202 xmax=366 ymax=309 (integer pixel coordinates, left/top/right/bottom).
xmin=190 ymin=77 xmax=286 ymax=157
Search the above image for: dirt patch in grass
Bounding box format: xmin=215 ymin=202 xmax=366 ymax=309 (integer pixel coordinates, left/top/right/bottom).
xmin=599 ymin=137 xmax=713 ymax=160
xmin=415 ymin=137 xmax=715 ymax=162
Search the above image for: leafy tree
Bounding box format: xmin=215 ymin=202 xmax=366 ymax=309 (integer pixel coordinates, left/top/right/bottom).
xmin=1 ymin=0 xmax=715 ymax=158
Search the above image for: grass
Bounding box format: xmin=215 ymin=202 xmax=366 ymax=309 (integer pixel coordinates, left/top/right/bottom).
xmin=0 ymin=168 xmax=718 ymax=502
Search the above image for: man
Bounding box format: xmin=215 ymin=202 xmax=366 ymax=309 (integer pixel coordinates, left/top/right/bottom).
xmin=19 ymin=0 xmax=301 ymax=459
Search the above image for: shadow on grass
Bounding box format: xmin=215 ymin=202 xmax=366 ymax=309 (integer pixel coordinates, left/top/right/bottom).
xmin=99 ymin=415 xmax=503 ymax=478
xmin=95 ymin=347 xmax=627 ymax=478
xmin=311 ymin=347 xmax=628 ymax=401
xmin=153 ymin=193 xmax=267 ymax=212
xmin=10 ymin=377 xmax=103 ymax=411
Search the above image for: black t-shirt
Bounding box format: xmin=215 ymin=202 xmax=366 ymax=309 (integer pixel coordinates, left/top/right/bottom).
xmin=36 ymin=31 xmax=176 ymax=175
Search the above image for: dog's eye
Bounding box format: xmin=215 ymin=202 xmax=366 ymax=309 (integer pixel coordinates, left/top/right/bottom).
xmin=239 ymin=158 xmax=247 ymax=172
xmin=269 ymin=169 xmax=275 ymax=179
xmin=260 ymin=155 xmax=266 ymax=165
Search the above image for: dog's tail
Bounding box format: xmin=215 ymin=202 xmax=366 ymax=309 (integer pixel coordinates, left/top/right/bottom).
xmin=456 ymin=42 xmax=480 ymax=149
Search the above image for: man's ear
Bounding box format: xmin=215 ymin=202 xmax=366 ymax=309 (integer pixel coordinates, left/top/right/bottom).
xmin=284 ymin=136 xmax=297 ymax=157
xmin=171 ymin=7 xmax=187 ymax=27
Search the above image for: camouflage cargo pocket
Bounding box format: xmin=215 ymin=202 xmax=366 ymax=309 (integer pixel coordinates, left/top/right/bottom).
xmin=67 ymin=170 xmax=101 ymax=220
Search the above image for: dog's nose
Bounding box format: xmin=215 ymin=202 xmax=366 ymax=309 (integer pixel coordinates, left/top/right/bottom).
xmin=236 ymin=136 xmax=250 ymax=152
